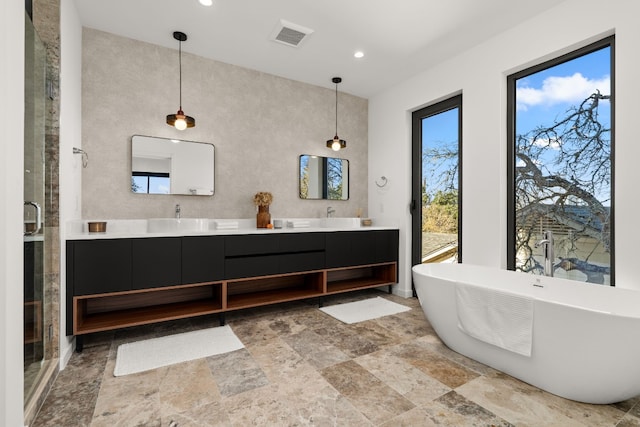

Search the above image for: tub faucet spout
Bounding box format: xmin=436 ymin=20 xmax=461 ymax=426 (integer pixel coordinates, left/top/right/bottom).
xmin=534 ymin=230 xmax=554 ymax=277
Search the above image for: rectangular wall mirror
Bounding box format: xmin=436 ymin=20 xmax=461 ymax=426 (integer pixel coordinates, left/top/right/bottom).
xmin=299 ymin=154 xmax=349 ymax=200
xmin=131 ymin=135 xmax=214 ymax=195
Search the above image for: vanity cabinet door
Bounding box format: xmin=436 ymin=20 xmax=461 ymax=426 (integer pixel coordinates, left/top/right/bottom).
xmin=325 ymin=230 xmax=398 ymax=268
xmin=374 ymin=230 xmax=399 ymax=263
xmin=325 ymin=231 xmax=376 ymax=268
xmin=132 ymin=237 xmax=182 ymax=289
xmin=182 ymin=236 xmax=224 ymax=284
xmin=71 ymin=239 xmax=132 ymax=295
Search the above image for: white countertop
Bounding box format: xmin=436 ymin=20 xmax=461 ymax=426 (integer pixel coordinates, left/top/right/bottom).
xmin=66 ymin=218 xmax=398 ymax=240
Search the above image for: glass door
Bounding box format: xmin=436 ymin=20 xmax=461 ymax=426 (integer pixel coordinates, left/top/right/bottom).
xmin=24 ymin=12 xmax=47 ymax=403
xmin=411 ymin=95 xmax=462 ymax=267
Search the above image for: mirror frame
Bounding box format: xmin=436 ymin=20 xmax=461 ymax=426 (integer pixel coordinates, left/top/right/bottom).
xmin=131 ymin=134 xmax=215 ymax=196
xmin=298 ymin=154 xmax=349 ymax=200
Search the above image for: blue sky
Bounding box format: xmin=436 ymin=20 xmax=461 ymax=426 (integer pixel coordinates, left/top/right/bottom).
xmin=422 ymin=45 xmax=611 ymax=199
xmin=515 ymin=46 xmax=611 ymax=134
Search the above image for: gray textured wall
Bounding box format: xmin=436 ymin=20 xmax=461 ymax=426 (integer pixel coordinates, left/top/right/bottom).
xmin=82 ymin=28 xmax=368 ymax=220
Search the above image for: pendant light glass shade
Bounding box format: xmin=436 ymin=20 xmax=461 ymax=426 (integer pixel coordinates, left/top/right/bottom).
xmin=326 ymin=77 xmax=346 ymax=150
xmin=166 ymin=31 xmax=195 ymax=130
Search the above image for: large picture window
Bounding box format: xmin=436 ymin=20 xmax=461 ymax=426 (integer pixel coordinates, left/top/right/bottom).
xmin=507 ymin=36 xmax=614 ymax=285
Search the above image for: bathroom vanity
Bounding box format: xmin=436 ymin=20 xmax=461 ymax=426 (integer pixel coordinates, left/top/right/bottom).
xmin=65 ymin=221 xmax=398 ymax=351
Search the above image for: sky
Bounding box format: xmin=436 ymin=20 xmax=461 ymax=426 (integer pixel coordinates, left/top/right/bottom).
xmin=421 ymin=45 xmax=611 ymax=200
xmin=515 ymin=46 xmax=611 ymax=133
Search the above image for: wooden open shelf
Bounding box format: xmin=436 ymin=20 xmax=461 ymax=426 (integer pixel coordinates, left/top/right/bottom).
xmin=226 ymin=271 xmax=324 ymax=309
xmin=72 ymin=262 xmax=397 ymax=337
xmin=73 ymin=282 xmax=223 ymax=335
xmin=326 ymin=263 xmax=397 ymax=294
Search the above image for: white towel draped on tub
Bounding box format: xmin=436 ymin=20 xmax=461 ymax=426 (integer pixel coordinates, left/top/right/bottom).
xmin=455 ymin=282 xmax=534 ymax=357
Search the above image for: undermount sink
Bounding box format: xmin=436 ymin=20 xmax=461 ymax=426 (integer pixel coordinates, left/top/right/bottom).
xmin=320 ymin=217 xmax=361 ymax=229
xmin=147 ymin=218 xmax=211 ymax=233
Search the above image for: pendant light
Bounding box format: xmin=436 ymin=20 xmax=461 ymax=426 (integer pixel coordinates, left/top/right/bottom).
xmin=326 ymin=77 xmax=346 ymax=151
xmin=166 ymin=31 xmax=195 ymax=130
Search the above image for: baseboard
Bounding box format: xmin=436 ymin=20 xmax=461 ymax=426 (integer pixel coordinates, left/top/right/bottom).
xmin=60 ymin=336 xmax=74 ymax=370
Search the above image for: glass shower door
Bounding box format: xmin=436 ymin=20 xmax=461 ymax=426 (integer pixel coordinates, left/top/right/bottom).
xmin=24 ymin=12 xmax=47 ymax=403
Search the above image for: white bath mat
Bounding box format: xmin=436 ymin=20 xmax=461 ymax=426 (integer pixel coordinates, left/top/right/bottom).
xmin=320 ymin=297 xmax=411 ymax=324
xmin=114 ymin=325 xmax=244 ymax=376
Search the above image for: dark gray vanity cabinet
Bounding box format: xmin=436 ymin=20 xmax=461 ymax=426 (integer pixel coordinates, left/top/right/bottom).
xmin=67 ymin=229 xmax=398 ymax=343
xmin=182 ymin=235 xmax=225 ymax=284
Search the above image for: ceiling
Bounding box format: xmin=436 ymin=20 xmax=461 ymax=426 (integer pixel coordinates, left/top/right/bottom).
xmin=73 ymin=0 xmax=566 ymax=98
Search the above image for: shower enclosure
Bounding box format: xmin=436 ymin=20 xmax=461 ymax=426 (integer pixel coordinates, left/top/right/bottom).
xmin=24 ymin=11 xmax=51 ymax=406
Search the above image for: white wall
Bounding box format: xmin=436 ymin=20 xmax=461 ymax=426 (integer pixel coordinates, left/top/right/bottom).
xmin=59 ymin=0 xmax=83 ymax=366
xmin=0 ymin=1 xmax=25 ymax=426
xmin=369 ymin=0 xmax=640 ymax=296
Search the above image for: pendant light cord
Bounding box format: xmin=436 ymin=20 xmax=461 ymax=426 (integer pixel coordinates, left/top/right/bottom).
xmin=334 ymin=83 xmax=338 ymax=135
xmin=178 ymin=39 xmax=183 ymax=110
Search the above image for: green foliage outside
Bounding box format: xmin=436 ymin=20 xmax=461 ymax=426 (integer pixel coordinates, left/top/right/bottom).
xmin=422 ymin=190 xmax=458 ymax=233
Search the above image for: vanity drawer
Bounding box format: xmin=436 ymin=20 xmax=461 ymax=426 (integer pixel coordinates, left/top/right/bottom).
xmin=225 ymin=255 xmax=280 ymax=279
xmin=224 ymin=232 xmax=325 ymax=256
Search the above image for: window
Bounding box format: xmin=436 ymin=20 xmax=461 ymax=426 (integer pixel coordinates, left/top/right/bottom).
xmin=507 ymin=36 xmax=614 ymax=285
xmin=412 ymin=95 xmax=462 ymax=266
xmin=132 ymin=172 xmax=171 ymax=194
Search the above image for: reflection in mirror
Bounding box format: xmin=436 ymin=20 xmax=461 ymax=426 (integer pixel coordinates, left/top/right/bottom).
xmin=131 ymin=135 xmax=214 ymax=195
xmin=299 ymin=155 xmax=349 ymax=200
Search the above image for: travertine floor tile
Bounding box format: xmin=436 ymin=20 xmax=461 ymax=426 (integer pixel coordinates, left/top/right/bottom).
xmin=392 ymin=342 xmax=480 ymax=388
xmin=161 ymin=400 xmax=232 ymax=427
xmin=206 ymin=348 xmax=269 ymax=397
xmin=355 ymin=349 xmax=451 ymax=406
xmin=321 ymin=359 xmax=415 ymax=424
xmin=456 ymin=373 xmax=626 ymax=427
xmin=158 ymin=358 xmax=221 ymax=417
xmin=91 ymin=366 xmax=161 ymax=426
xmin=282 ymin=328 xmax=351 ymax=370
xmin=31 ymin=378 xmax=101 ymax=427
xmin=31 ymin=291 xmax=638 ymax=427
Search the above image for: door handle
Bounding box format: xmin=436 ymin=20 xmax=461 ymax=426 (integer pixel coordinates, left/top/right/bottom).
xmin=24 ymin=201 xmax=42 ymax=236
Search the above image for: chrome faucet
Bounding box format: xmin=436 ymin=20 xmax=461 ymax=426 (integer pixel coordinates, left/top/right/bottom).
xmin=534 ymin=230 xmax=555 ymax=277
xmin=175 ymin=204 xmax=181 ymax=219
xmin=327 ymin=206 xmax=335 ymax=218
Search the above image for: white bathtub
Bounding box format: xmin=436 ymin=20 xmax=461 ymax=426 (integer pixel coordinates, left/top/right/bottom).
xmin=412 ymin=262 xmax=640 ymax=404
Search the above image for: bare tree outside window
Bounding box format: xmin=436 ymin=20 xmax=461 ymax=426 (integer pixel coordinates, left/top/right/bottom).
xmin=514 ymin=90 xmax=611 ymax=283
xmin=508 ymin=38 xmax=613 ymax=285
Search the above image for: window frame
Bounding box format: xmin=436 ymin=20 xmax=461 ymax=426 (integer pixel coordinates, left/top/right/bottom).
xmin=411 ymin=94 xmax=463 ymax=268
xmin=506 ymin=35 xmax=615 ymax=285
xmin=132 ymin=171 xmax=171 ymax=194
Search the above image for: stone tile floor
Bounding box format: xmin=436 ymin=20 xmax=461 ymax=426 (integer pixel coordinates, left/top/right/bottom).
xmin=33 ymin=289 xmax=640 ymax=426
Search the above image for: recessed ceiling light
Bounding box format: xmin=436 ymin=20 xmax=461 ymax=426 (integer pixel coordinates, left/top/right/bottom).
xmin=199 ymin=0 xmax=213 ymax=6
xmin=354 ymin=51 xmax=364 ymax=59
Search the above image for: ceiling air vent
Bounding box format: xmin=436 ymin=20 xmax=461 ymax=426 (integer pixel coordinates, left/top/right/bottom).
xmin=271 ymin=19 xmax=314 ymax=47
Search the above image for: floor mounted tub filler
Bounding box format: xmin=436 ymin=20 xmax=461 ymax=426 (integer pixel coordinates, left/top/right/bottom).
xmin=412 ymin=262 xmax=640 ymax=404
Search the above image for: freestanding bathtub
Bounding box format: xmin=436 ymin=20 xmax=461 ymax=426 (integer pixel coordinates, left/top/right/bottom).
xmin=412 ymin=262 xmax=640 ymax=404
